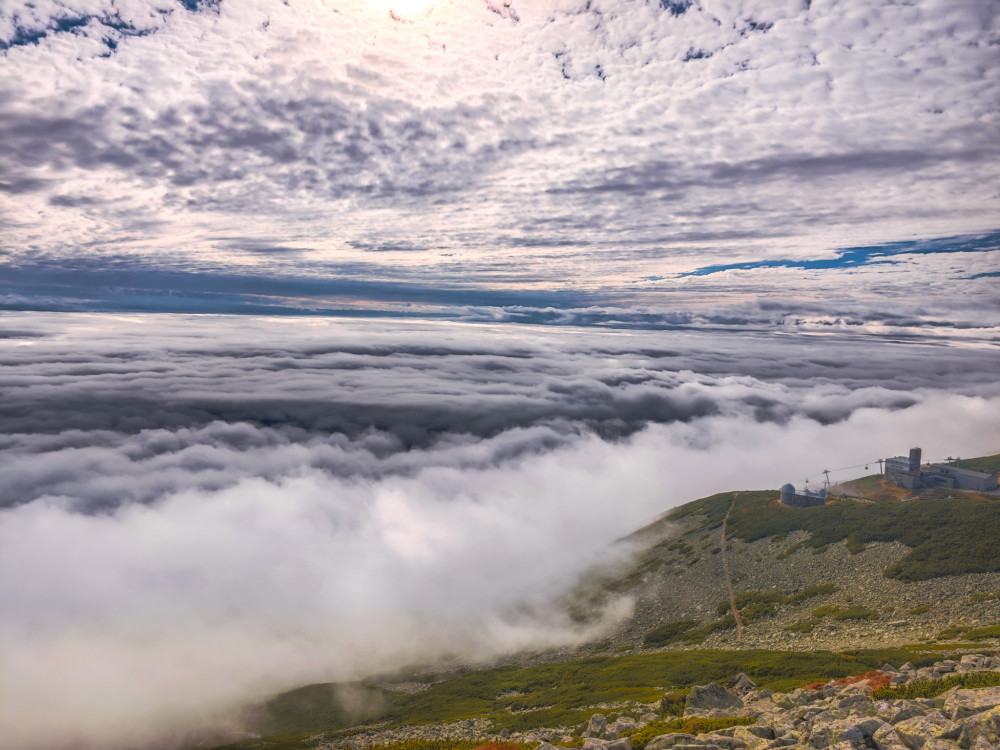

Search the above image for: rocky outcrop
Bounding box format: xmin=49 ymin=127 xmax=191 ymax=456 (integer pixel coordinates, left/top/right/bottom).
xmin=322 ymin=656 xmax=1000 ymax=750
xmin=563 ymin=656 xmax=1000 ymax=750
xmin=685 ymin=684 xmax=744 ymax=716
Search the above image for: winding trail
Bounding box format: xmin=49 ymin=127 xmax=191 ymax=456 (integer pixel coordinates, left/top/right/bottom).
xmin=720 ymin=494 xmax=744 ymax=641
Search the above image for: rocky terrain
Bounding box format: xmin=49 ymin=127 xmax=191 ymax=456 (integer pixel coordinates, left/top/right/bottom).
xmin=589 ymin=534 xmax=1000 ymax=652
xmin=560 ymin=654 xmax=1000 ymax=749
xmin=319 ymin=654 xmax=1000 ymax=750
xmin=572 ymin=487 xmax=1000 ymax=654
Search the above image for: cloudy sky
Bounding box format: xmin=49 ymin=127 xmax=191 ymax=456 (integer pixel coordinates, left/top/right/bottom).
xmin=1 ymin=1 xmax=1000 ymax=749
xmin=2 ymin=0 xmax=998 ymax=326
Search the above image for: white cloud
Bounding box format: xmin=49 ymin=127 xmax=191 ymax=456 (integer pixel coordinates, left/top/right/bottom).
xmin=1 ymin=312 xmax=999 ymax=748
xmin=1 ymin=0 xmax=997 ymax=298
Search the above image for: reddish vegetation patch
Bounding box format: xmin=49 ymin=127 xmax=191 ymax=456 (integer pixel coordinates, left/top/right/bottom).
xmin=803 ymin=671 xmax=893 ymax=693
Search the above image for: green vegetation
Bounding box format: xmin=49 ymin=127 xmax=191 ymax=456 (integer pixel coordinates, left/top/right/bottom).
xmin=811 ymin=605 xmax=840 ymax=618
xmin=970 ymin=592 xmax=998 ymax=603
xmin=965 ymin=625 xmax=1000 ymax=641
xmin=714 ymin=585 xmax=838 ymax=624
xmin=668 ymin=541 xmax=693 ymax=556
xmin=664 ymin=488 xmax=1000 ymax=581
xmin=644 ymin=619 xmax=701 ymax=647
xmin=215 ymin=647 xmax=954 ymax=750
xmin=910 ymin=605 xmax=931 ymax=615
xmin=872 ymin=672 xmax=1000 ymax=701
xmin=785 ymin=602 xmax=878 ymax=632
xmin=831 ymin=606 xmax=878 ymax=621
xmin=656 ymin=689 xmax=689 ymax=717
xmin=937 ymin=623 xmax=1000 ymax=641
xmin=953 ymin=453 xmax=1000 ymax=476
xmin=784 ymin=621 xmax=813 ymax=633
xmin=626 ymin=717 xmax=755 ymax=749
xmin=681 ymin=615 xmax=735 ymax=644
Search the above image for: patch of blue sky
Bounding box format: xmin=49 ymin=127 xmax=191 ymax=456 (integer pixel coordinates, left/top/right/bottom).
xmin=678 ymin=231 xmax=1000 ymax=278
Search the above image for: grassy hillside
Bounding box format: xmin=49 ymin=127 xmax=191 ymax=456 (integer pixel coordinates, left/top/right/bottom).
xmin=954 ymin=453 xmax=1000 ymax=476
xmin=663 ymin=487 xmax=1000 ymax=580
xmin=222 ymin=647 xmax=952 ymax=749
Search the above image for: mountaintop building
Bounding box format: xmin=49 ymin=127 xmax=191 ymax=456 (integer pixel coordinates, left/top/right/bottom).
xmin=779 ymin=484 xmax=827 ymax=507
xmin=885 ymin=447 xmax=998 ymax=492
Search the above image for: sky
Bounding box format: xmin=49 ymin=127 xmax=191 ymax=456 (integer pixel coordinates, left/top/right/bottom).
xmin=1 ymin=0 xmax=999 ymax=327
xmin=1 ymin=1 xmax=1000 ymax=749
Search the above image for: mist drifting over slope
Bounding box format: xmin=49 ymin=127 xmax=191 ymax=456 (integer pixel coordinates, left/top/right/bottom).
xmin=0 ymin=312 xmax=998 ymax=749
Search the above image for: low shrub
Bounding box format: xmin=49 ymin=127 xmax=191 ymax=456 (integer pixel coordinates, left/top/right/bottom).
xmin=682 ymin=615 xmax=735 ymax=643
xmin=872 ymin=672 xmax=1000 ymax=701
xmin=831 ymin=607 xmax=878 ymax=621
xmin=811 ymin=606 xmax=840 ymax=618
xmin=785 ymin=621 xmax=814 ymax=633
xmin=970 ymin=592 xmax=998 ymax=603
xmin=627 ymin=717 xmax=754 ymax=750
xmin=964 ymin=625 xmax=1000 ymax=641
xmin=657 ymin=689 xmax=689 ymax=718
xmin=644 ymin=620 xmax=701 ymax=647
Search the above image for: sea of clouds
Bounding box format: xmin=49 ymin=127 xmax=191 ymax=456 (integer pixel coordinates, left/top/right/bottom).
xmin=1 ymin=312 xmax=999 ymax=749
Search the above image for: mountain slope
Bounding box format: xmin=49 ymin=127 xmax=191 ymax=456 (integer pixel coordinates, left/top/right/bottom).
xmin=581 ymin=463 xmax=1000 ymax=654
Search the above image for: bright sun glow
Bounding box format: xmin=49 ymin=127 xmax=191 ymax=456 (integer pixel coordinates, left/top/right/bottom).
xmin=364 ymin=0 xmax=435 ymax=18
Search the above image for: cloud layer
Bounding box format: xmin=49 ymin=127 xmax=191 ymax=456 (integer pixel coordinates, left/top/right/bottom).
xmin=1 ymin=312 xmax=1000 ymax=749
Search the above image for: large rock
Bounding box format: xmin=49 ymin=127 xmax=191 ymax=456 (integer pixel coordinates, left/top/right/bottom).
xmin=958 ymin=705 xmax=1000 ymax=748
xmin=943 ymin=687 xmax=1000 ymax=720
xmin=584 ymin=714 xmax=608 ymax=738
xmin=893 ymin=710 xmax=961 ymax=747
xmin=644 ymin=734 xmax=696 ymax=750
xmin=726 ymin=673 xmax=758 ymax=697
xmin=807 ymin=717 xmax=884 ymax=748
xmin=871 ymin=723 xmax=910 ymax=750
xmin=685 ymin=684 xmax=743 ymax=716
xmin=730 ymin=725 xmax=772 ymax=750
xmin=606 ymin=716 xmax=638 ymax=739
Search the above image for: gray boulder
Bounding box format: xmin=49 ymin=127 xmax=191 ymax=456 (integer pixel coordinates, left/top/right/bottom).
xmin=872 ymin=723 xmax=909 ymax=750
xmin=943 ymin=686 xmax=1000 ymax=720
xmin=893 ymin=710 xmax=961 ymax=747
xmin=585 ymin=714 xmax=608 ymax=738
xmin=644 ymin=734 xmax=696 ymax=750
xmin=726 ymin=673 xmax=758 ymax=697
xmin=957 ymin=704 xmax=1000 ymax=748
xmin=685 ymin=684 xmax=743 ymax=716
xmin=807 ymin=716 xmax=884 ymax=748
xmin=609 ymin=717 xmax=638 ymax=737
